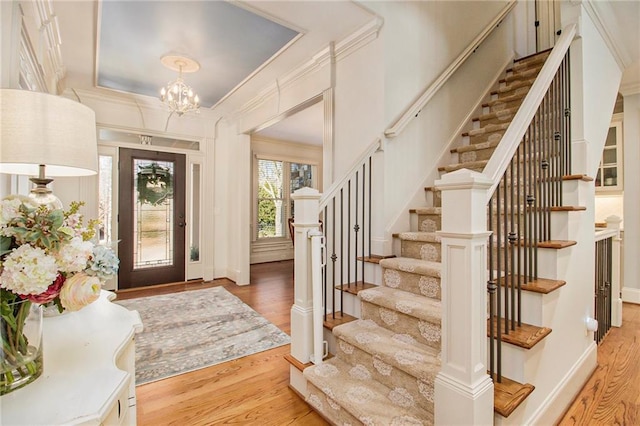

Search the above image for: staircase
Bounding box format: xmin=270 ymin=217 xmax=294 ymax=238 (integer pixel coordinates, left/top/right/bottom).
xmin=303 ymin=50 xmax=578 ymax=425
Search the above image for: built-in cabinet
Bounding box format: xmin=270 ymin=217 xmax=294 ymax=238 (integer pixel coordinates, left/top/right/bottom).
xmin=0 ymin=291 xmax=143 ymax=425
xmin=596 ymin=114 xmax=624 ymax=192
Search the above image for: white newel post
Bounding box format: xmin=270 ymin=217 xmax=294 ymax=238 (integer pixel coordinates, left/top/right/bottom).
xmin=289 ymin=187 xmax=321 ymax=395
xmin=434 ymin=169 xmax=494 ymax=426
xmin=606 ymin=215 xmax=623 ymax=327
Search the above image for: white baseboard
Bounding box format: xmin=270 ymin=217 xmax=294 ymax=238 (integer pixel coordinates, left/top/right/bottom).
xmin=526 ymin=342 xmax=597 ymax=425
xmin=622 ymin=287 xmax=640 ymax=304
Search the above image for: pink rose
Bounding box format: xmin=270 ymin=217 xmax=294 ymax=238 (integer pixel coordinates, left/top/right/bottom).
xmin=20 ymin=274 xmax=65 ymax=304
xmin=59 ymin=272 xmax=101 ymax=311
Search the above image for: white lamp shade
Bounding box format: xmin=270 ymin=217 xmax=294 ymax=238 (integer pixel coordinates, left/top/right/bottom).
xmin=0 ymin=89 xmax=98 ymax=176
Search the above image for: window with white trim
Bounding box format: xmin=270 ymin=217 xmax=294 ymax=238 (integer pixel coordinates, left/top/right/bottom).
xmin=255 ymin=158 xmax=315 ymax=240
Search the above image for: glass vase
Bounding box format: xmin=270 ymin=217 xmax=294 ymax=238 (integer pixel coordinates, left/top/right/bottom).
xmin=1 ymin=299 xmax=44 ymax=395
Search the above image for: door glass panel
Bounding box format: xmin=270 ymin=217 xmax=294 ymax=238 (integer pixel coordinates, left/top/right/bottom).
xmin=98 ymin=155 xmax=113 ymax=244
xmin=603 ymin=167 xmax=617 ymax=186
xmin=190 ymin=163 xmax=200 ymax=262
xmin=603 ymin=148 xmax=616 ymax=165
xmin=133 ymin=159 xmax=175 ymax=269
xmin=605 ymin=127 xmax=616 ymax=146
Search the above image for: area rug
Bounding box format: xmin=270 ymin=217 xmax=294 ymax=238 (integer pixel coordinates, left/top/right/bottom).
xmin=115 ymin=286 xmax=290 ymax=385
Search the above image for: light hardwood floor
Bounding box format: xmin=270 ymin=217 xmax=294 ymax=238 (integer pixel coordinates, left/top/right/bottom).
xmin=558 ymin=302 xmax=640 ymax=425
xmin=119 ymin=262 xmax=640 ymax=425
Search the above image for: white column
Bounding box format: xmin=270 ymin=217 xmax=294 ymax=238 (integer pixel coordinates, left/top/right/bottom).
xmin=290 ymin=187 xmax=322 ymax=364
xmin=606 ymin=215 xmax=623 ymax=327
xmin=434 ymin=169 xmax=494 ymax=426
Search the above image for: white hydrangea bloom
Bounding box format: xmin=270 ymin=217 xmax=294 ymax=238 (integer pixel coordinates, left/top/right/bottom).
xmin=56 ymin=237 xmax=93 ymax=273
xmin=0 ymin=245 xmax=58 ymax=295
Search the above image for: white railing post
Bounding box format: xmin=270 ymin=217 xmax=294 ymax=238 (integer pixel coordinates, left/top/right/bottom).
xmin=289 ymin=187 xmax=321 ymax=395
xmin=434 ymin=169 xmax=494 ymax=426
xmin=606 ymin=215 xmax=623 ymax=327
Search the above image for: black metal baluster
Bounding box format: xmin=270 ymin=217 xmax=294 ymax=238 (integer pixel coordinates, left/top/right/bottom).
xmin=503 ymin=174 xmax=509 ymax=336
xmin=362 ymin=164 xmax=366 ymax=286
xmin=534 ymin=107 xmax=540 ymax=280
xmin=495 ymin=183 xmax=502 ymax=381
xmin=331 ymin=198 xmax=337 ymax=317
xmin=347 ymin=180 xmax=351 ymax=295
xmin=509 ymin=157 xmax=516 ymax=331
xmin=354 ymin=171 xmax=359 ymax=289
xmin=369 ymin=156 xmax=372 ymax=259
xmin=324 ymin=205 xmax=329 ymax=320
xmin=516 ymin=142 xmax=522 ymax=326
xmin=340 ymin=188 xmax=344 ymax=315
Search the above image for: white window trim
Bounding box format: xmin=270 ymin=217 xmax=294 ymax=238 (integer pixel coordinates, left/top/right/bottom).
xmin=252 ymin=156 xmax=318 ymax=244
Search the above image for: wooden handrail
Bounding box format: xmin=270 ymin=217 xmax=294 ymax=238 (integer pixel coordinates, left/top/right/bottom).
xmin=319 ymin=138 xmax=382 ymax=210
xmin=483 ymin=24 xmax=577 ymax=202
xmin=384 ymin=0 xmax=517 ymax=139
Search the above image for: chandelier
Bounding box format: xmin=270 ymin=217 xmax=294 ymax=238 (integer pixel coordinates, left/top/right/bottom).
xmin=159 ymin=55 xmax=201 ymax=116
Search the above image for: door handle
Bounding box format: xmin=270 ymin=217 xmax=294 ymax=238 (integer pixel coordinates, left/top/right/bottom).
xmin=178 ymin=222 xmax=186 ymax=228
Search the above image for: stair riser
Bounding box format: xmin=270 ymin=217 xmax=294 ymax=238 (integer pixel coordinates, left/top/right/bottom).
xmin=485 ymin=96 xmax=526 ymax=113
xmin=416 ymin=213 xmax=441 ymax=233
xmin=382 ymin=267 xmax=441 ymax=299
xmin=486 ymin=339 xmax=541 ymax=384
xmin=559 ymin=179 xmax=591 ymax=206
xmin=495 ymin=84 xmax=532 ymax=99
xmin=460 ymin=146 xmax=497 ymax=163
xmin=475 ymin=112 xmax=516 ymax=127
xmin=401 ymin=240 xmax=442 ymax=262
xmin=331 ymin=289 xmax=361 ymax=318
xmin=494 ymin=287 xmax=546 ymax=326
xmin=335 ymin=337 xmax=436 ymax=414
xmin=488 ymin=245 xmax=571 ymax=283
xmin=307 ymin=382 xmax=364 ymax=426
xmin=361 ymin=302 xmax=441 ymax=351
xmin=469 ymin=129 xmax=505 ymax=145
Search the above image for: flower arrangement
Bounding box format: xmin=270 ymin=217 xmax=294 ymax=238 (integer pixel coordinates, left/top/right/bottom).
xmin=0 ymin=195 xmax=119 ymax=393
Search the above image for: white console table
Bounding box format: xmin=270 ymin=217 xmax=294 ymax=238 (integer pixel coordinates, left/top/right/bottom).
xmin=1 ymin=291 xmax=143 ymax=425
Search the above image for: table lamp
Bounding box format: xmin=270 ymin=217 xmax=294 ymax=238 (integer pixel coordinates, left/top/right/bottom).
xmin=0 ymin=89 xmax=98 ymax=209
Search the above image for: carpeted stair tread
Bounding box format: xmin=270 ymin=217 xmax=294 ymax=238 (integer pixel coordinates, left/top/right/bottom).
xmin=409 ymin=207 xmax=442 ymax=215
xmin=394 ymin=232 xmax=441 ymax=243
xmin=438 ymin=159 xmax=488 ymax=173
xmin=466 ymin=122 xmax=510 ymax=137
xmin=472 ymin=106 xmax=519 ymax=123
xmin=451 ymin=139 xmax=500 ymax=154
xmin=483 ymin=91 xmax=527 ymax=109
xmin=333 ymin=319 xmax=441 ymax=381
xmin=380 ymin=257 xmax=441 ymax=279
xmin=491 ymin=80 xmax=533 ymax=96
xmin=305 ymin=357 xmax=434 ymax=425
xmin=360 ymin=286 xmax=441 ymax=325
xmin=502 ymin=66 xmax=541 ymax=83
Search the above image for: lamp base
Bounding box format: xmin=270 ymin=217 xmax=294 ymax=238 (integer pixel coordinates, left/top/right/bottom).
xmin=29 ymin=167 xmax=62 ymax=210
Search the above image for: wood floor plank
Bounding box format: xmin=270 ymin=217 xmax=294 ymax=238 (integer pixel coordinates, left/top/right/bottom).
xmin=133 ymin=260 xmax=328 ymax=425
xmin=128 ymin=261 xmax=640 ymax=425
xmin=557 ymin=303 xmax=640 ymax=425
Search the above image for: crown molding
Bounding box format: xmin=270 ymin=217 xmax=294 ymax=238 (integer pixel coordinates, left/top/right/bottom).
xmin=234 ymin=16 xmax=383 ymax=118
xmin=63 ymin=87 xmax=220 ymax=119
xmin=620 ymin=81 xmax=640 ymax=97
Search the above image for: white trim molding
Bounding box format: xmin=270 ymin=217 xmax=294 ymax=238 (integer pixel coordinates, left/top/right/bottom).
xmin=582 ymin=0 xmax=633 ymax=70
xmin=622 ymin=287 xmax=640 ymax=305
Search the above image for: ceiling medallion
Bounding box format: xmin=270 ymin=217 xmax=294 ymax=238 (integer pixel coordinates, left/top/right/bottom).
xmin=159 ymin=55 xmax=201 ymax=116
